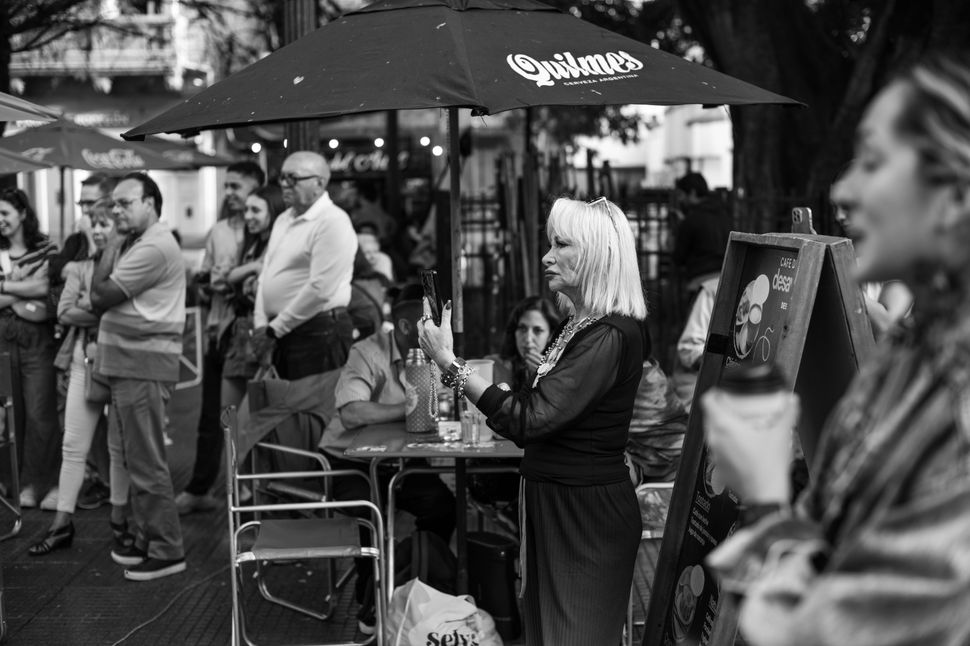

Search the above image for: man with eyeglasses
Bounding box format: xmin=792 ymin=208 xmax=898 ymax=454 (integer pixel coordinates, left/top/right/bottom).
xmin=175 ymin=161 xmax=265 ymax=516
xmin=251 ymin=151 xmax=357 ymax=379
xmin=91 ymin=172 xmax=187 ymax=582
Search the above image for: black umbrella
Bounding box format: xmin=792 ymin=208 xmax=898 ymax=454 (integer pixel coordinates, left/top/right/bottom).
xmin=0 ymin=91 xmax=59 ymax=122
xmin=124 ymin=0 xmax=799 ymax=336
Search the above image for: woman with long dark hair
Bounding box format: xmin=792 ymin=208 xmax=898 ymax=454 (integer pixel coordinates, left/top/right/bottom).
xmin=220 ymin=184 xmax=286 ymax=407
xmin=490 ymin=295 xmax=561 ymax=391
xmin=0 ymin=188 xmax=61 ymax=510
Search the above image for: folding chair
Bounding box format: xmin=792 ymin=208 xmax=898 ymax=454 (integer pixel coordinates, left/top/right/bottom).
xmin=223 ymin=406 xmax=386 ymax=646
xmin=248 ymin=437 xmax=358 ymax=617
xmin=0 ymin=352 xmax=21 ymax=542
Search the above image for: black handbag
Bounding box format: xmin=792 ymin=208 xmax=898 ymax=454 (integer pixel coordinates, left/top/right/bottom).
xmin=82 ymin=341 xmax=110 ymax=405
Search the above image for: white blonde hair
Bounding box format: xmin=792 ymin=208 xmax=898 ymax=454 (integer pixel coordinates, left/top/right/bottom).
xmin=546 ymin=197 xmax=647 ymax=320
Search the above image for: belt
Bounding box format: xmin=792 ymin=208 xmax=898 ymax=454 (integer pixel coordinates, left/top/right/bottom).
xmin=322 ymin=307 xmax=348 ymax=319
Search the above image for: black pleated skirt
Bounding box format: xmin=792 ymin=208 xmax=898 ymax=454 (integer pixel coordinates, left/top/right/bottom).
xmin=521 ymin=478 xmax=642 ymax=646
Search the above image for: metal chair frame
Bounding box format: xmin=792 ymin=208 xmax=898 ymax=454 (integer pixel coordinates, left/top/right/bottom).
xmin=624 ymin=481 xmax=675 ymax=646
xmin=248 ymin=440 xmax=357 ymax=614
xmin=223 ymin=406 xmax=386 ymax=646
xmin=0 ymin=352 xmax=21 ymax=542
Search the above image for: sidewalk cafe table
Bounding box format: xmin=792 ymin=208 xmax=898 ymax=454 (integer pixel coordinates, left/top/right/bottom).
xmin=343 ymin=422 xmax=523 ymax=597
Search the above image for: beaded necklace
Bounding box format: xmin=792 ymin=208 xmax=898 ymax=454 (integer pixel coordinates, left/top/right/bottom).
xmin=533 ymin=314 xmax=602 ymax=385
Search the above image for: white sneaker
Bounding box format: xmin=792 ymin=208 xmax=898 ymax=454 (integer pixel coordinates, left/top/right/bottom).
xmin=19 ymin=486 xmax=37 ymax=508
xmin=39 ymin=488 xmax=59 ymax=511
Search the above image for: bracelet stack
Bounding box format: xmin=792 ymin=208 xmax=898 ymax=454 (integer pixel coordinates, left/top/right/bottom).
xmin=440 ymin=357 xmax=474 ymax=400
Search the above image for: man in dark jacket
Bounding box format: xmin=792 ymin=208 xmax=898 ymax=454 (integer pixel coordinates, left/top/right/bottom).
xmin=672 ymin=172 xmax=731 ymax=293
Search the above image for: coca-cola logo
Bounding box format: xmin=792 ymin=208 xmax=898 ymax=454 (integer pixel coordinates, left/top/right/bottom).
xmin=80 ymin=148 xmax=147 ymax=169
xmin=162 ymin=150 xmax=194 ymax=164
xmin=506 ymin=50 xmax=644 ymax=87
xmin=20 ymin=147 xmax=55 ymax=162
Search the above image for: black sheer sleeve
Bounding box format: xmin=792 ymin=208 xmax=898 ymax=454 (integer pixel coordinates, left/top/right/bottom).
xmin=476 ymin=323 xmax=626 ymax=446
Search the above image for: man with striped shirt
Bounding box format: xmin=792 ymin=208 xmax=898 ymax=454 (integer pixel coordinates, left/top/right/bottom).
xmin=91 ymin=172 xmax=186 ymax=581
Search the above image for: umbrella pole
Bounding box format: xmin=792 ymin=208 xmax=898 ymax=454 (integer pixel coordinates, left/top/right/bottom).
xmin=448 ymin=108 xmax=463 ymax=357
xmin=59 ymin=166 xmax=66 ymax=244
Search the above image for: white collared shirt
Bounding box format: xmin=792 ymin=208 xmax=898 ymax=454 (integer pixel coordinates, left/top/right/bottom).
xmin=254 ymin=191 xmax=357 ymax=335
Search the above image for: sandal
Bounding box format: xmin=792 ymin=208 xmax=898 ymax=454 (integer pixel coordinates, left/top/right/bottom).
xmin=28 ymin=523 xmax=75 ymax=556
xmin=110 ymin=519 xmax=135 ymax=550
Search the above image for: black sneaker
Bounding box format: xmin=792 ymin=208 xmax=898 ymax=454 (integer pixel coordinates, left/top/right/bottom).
xmin=111 ymin=545 xmax=147 ymax=566
xmin=77 ymin=480 xmax=111 ymax=510
xmin=124 ymin=558 xmax=187 ymax=581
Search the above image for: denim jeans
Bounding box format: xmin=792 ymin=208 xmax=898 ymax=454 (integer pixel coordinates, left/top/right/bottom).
xmin=109 ymin=377 xmax=184 ymax=560
xmin=57 ymin=337 xmax=128 ymax=512
xmin=0 ymin=315 xmax=61 ymax=495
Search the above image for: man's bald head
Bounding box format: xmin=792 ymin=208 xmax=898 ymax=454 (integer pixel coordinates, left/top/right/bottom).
xmin=280 ymin=151 xmax=331 ymax=214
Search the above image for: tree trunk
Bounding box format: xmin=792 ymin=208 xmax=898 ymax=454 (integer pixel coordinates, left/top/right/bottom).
xmin=0 ymin=1 xmax=11 ymax=138
xmin=677 ymin=0 xmax=970 ymax=232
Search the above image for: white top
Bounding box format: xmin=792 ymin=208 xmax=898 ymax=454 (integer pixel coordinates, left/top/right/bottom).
xmin=254 ymin=191 xmax=357 ymax=336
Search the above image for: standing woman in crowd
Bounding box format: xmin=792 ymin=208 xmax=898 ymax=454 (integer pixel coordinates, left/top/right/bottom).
xmin=704 ymin=51 xmax=970 ymax=644
xmin=419 ymin=197 xmax=647 ymax=645
xmin=29 ymin=201 xmax=131 ymax=555
xmin=0 ymin=188 xmax=61 ymax=510
xmin=220 ymin=185 xmax=285 ymax=408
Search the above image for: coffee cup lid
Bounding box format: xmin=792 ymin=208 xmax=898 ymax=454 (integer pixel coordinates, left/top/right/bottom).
xmin=719 ymin=363 xmax=787 ymax=394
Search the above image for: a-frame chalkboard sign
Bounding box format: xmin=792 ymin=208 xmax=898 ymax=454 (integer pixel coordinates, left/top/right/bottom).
xmin=642 ymin=232 xmax=875 ymax=646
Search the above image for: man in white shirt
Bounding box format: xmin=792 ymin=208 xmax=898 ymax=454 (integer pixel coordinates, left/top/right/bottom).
xmin=251 ymin=151 xmax=357 ymax=378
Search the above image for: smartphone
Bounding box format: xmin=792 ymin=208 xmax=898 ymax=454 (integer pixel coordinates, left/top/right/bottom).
xmin=791 ymin=207 xmax=814 ymax=234
xmin=420 ymin=269 xmax=443 ymax=325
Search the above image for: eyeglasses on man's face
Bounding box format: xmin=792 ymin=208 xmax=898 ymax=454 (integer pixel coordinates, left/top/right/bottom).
xmin=279 ymin=173 xmax=320 ymax=188
xmin=76 ymin=200 xmax=97 ymax=209
xmin=111 ymin=196 xmax=146 ymax=210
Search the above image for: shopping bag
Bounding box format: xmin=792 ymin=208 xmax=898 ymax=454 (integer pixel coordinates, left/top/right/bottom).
xmin=385 ymin=577 xmax=503 ymax=646
xmin=246 ymin=365 xmax=290 ymax=414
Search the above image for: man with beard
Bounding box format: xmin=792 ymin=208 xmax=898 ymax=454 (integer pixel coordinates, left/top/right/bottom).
xmin=175 ymin=161 xmax=265 ymax=515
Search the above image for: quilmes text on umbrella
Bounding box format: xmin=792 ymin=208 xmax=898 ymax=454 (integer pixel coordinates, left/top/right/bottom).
xmin=506 ymin=50 xmax=644 ymax=87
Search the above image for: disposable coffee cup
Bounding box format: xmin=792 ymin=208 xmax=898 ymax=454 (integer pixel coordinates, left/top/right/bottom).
xmin=712 ymin=363 xmax=791 ymax=431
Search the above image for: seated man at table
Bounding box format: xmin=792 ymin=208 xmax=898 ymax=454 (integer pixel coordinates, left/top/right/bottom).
xmin=318 ymin=287 xmax=456 ymax=634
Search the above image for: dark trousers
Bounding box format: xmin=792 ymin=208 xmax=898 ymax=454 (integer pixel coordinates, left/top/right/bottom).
xmin=324 ymin=452 xmax=456 ymax=604
xmin=272 ymin=309 xmax=354 ymax=380
xmin=185 ymin=331 xmax=224 ymax=496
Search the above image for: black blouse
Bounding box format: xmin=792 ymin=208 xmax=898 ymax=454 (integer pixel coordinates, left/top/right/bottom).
xmin=476 ymin=314 xmax=644 ymax=486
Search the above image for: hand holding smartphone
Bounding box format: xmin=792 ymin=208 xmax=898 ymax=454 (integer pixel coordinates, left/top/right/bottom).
xmin=420 ymin=269 xmax=443 ymax=326
xmin=791 ymin=207 xmax=816 ymax=235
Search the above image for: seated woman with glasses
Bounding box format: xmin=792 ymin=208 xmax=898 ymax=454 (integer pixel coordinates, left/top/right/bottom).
xmin=420 ymin=197 xmax=647 ymax=646
xmin=0 ymin=188 xmax=62 ymax=511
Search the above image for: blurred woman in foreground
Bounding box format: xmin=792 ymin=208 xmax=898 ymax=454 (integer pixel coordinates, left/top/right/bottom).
xmin=704 ymin=51 xmax=970 ymax=645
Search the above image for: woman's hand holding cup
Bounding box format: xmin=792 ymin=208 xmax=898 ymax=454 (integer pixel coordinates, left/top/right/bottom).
xmin=700 ymin=389 xmax=799 ymax=504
